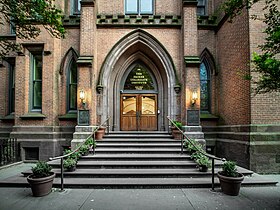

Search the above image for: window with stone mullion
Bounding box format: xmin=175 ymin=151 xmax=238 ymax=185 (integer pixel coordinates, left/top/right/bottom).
xmin=125 ymin=0 xmax=153 ymax=15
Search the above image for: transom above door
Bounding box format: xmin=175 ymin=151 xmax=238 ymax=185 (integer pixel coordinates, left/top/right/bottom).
xmin=121 ymin=94 xmax=157 ymax=131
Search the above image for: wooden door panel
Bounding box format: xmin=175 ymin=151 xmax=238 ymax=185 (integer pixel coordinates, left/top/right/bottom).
xmin=121 ymin=94 xmax=157 ymax=131
xmin=140 ymin=95 xmax=157 ymax=131
xmin=122 ymin=116 xmax=137 ymax=131
xmin=140 ymin=115 xmax=157 ymax=131
xmin=121 ymin=95 xmax=137 ymax=131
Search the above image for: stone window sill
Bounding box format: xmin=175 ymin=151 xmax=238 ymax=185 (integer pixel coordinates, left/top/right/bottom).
xmin=58 ymin=113 xmax=77 ymax=120
xmin=20 ymin=113 xmax=46 ymax=120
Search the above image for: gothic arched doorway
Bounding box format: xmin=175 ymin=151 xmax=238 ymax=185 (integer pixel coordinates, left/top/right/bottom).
xmin=120 ymin=62 xmax=158 ymax=131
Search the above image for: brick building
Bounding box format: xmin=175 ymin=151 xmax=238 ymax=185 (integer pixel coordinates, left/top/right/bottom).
xmin=0 ymin=0 xmax=279 ymax=173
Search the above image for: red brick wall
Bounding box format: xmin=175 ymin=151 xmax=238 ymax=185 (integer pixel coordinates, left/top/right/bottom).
xmin=216 ymin=11 xmax=251 ymax=125
xmin=198 ymin=29 xmax=218 ymax=115
xmin=249 ymin=1 xmax=280 ymax=124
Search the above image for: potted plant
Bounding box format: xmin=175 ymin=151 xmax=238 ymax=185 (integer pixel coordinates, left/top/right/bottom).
xmin=64 ymin=149 xmax=80 ymax=161
xmin=79 ymin=144 xmax=90 ymax=156
xmin=185 ymin=140 xmax=201 ymax=156
xmin=196 ymin=155 xmax=211 ymax=172
xmin=86 ymin=137 xmax=96 ymax=154
xmin=217 ymin=161 xmax=244 ymax=196
xmin=63 ymin=158 xmax=77 ymax=172
xmin=27 ymin=161 xmax=55 ymax=197
xmin=172 ymin=121 xmax=182 ymax=140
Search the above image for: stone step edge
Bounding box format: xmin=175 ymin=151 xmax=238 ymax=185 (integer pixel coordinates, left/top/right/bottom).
xmin=0 ymin=176 xmax=277 ymax=189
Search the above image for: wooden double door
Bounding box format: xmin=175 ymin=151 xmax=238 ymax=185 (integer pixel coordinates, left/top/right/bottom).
xmin=121 ymin=94 xmax=157 ymax=131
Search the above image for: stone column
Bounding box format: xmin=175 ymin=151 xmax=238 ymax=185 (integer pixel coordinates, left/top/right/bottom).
xmin=182 ymin=0 xmax=204 ymax=146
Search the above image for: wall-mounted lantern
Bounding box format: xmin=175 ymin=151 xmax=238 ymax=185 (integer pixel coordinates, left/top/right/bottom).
xmin=191 ymin=91 xmax=198 ymax=106
xmin=79 ymin=89 xmax=86 ymax=109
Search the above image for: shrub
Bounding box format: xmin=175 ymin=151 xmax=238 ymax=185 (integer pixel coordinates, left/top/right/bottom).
xmin=64 ymin=149 xmax=80 ymax=161
xmin=221 ymin=161 xmax=238 ymax=177
xmin=63 ymin=158 xmax=77 ymax=170
xmin=85 ymin=137 xmax=96 ymax=148
xmin=31 ymin=161 xmax=52 ymax=178
xmin=79 ymin=144 xmax=89 ymax=155
xmin=196 ymin=155 xmax=211 ymax=168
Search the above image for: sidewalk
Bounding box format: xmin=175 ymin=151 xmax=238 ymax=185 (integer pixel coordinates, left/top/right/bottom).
xmin=0 ymin=163 xmax=279 ymax=210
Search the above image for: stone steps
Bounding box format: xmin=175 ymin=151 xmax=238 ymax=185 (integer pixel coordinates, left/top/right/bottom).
xmin=0 ymin=175 xmax=277 ymax=189
xmin=0 ymin=131 xmax=278 ymax=189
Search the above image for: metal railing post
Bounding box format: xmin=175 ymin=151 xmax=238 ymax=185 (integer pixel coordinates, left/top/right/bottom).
xmin=60 ymin=157 xmax=64 ymax=191
xmin=211 ymin=158 xmax=215 ymax=191
xmin=181 ymin=135 xmax=183 ymax=154
xmin=107 ymin=120 xmax=110 ymax=134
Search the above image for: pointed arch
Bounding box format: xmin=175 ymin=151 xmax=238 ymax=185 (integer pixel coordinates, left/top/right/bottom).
xmin=99 ymin=29 xmax=178 ymax=131
xmin=200 ymin=48 xmax=217 ymax=76
xmin=59 ymin=47 xmax=79 ymax=75
xmin=60 ymin=48 xmax=79 ymax=113
xmin=200 ymin=48 xmax=217 ymax=112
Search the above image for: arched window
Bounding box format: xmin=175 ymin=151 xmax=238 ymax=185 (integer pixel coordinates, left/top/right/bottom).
xmin=122 ymin=62 xmax=157 ymax=93
xmin=200 ymin=62 xmax=210 ymax=112
xmin=67 ymin=60 xmax=77 ymax=111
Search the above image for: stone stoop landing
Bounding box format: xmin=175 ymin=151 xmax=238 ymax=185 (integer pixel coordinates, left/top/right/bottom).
xmin=0 ymin=132 xmax=278 ymax=189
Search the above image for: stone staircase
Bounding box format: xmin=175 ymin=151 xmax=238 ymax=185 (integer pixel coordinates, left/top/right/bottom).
xmin=0 ymin=131 xmax=278 ymax=188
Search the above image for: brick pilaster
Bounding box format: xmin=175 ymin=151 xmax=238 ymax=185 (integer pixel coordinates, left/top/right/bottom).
xmin=77 ymin=0 xmax=96 ymax=125
xmin=182 ymin=0 xmax=200 ymax=123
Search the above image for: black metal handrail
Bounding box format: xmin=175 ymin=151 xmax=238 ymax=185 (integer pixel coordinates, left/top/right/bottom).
xmin=49 ymin=116 xmax=110 ymax=191
xmin=167 ymin=116 xmax=225 ymax=191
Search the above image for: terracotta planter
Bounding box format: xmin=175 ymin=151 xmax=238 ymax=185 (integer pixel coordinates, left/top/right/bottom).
xmin=99 ymin=126 xmax=106 ymax=138
xmin=172 ymin=129 xmax=182 ymax=140
xmin=217 ymin=172 xmax=244 ymax=196
xmin=95 ymin=130 xmax=103 ymax=140
xmin=95 ymin=126 xmax=106 ymax=140
xmin=27 ymin=172 xmax=55 ymax=197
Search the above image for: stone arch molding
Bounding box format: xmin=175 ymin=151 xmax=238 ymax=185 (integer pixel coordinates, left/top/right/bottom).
xmin=99 ymin=29 xmax=178 ymax=131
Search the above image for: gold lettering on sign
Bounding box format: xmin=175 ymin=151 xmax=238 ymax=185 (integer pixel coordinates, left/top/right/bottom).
xmin=130 ymin=71 xmax=148 ymax=85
